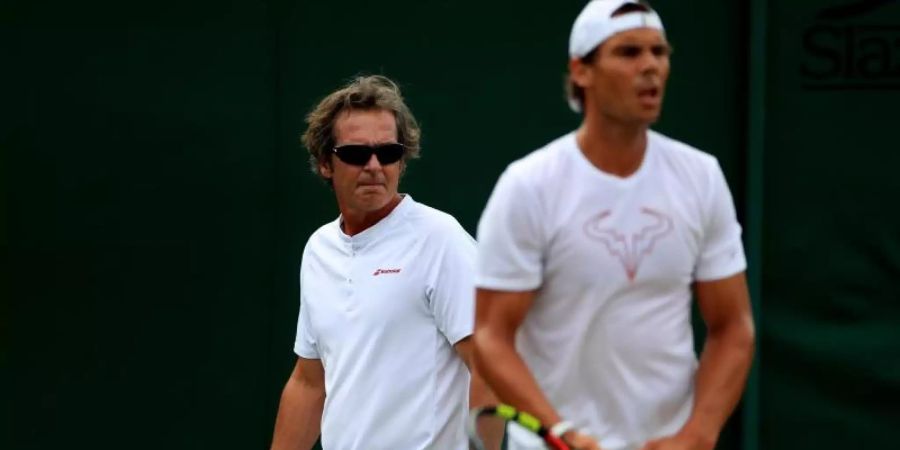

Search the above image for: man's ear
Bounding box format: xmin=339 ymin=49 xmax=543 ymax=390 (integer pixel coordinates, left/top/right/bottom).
xmin=319 ymin=160 xmax=333 ymax=179
xmin=569 ymin=58 xmax=593 ymax=90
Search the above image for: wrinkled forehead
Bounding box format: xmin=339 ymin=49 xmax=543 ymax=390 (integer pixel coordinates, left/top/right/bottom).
xmin=333 ymin=109 xmax=397 ymax=144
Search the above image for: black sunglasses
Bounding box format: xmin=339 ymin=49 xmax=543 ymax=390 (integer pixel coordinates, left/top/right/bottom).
xmin=332 ymin=143 xmax=405 ymax=166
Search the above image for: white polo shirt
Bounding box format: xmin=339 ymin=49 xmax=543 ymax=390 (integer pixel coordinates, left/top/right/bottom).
xmin=295 ymin=195 xmax=475 ymax=450
xmin=476 ymin=131 xmax=746 ymax=450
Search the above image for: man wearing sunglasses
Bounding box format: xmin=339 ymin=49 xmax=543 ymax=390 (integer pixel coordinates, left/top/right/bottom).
xmin=271 ymin=75 xmax=493 ymax=450
xmin=473 ymin=1 xmax=755 ymax=450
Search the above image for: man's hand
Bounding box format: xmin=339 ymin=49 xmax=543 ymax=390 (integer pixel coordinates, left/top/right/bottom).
xmin=639 ymin=431 xmax=716 ymax=450
xmin=561 ymin=430 xmax=603 ymax=450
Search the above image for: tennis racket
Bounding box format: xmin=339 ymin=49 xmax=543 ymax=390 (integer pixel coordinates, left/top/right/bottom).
xmin=467 ymin=404 xmax=571 ymax=450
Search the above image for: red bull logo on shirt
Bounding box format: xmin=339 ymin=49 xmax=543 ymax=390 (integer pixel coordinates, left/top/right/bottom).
xmin=582 ymin=207 xmax=674 ymax=281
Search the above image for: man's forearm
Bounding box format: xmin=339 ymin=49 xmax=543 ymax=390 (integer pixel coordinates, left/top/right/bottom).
xmin=473 ymin=331 xmax=562 ymax=426
xmin=681 ymin=324 xmax=755 ymax=444
xmin=271 ymin=379 xmax=325 ymax=450
xmin=468 ymin=363 xmax=503 ymax=450
xmin=469 ymin=364 xmax=498 ymax=409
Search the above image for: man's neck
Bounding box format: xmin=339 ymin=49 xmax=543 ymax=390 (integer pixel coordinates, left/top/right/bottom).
xmin=577 ymin=113 xmax=649 ymax=178
xmin=340 ymin=194 xmax=403 ymax=236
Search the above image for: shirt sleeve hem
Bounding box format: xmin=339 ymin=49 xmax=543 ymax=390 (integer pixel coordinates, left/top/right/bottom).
xmin=475 ymin=275 xmax=542 ymax=292
xmin=294 ymin=343 xmax=320 ymax=360
xmin=446 ymin=330 xmax=473 ymax=346
xmin=694 ymin=261 xmax=747 ymax=282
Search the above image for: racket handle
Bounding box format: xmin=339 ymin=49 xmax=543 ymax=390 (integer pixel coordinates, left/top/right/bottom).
xmin=544 ymin=432 xmax=571 ymax=450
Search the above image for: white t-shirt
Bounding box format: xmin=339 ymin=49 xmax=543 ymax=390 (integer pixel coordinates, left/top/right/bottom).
xmin=476 ymin=131 xmax=746 ymax=450
xmin=295 ymin=195 xmax=476 ymax=450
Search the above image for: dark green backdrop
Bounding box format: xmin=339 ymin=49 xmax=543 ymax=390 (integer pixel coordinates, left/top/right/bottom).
xmin=5 ymin=0 xmax=897 ymax=449
xmin=760 ymin=0 xmax=900 ymax=447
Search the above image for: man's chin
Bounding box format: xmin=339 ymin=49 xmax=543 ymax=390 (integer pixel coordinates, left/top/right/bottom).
xmin=636 ymin=110 xmax=662 ymax=125
xmin=353 ymin=192 xmax=391 ymax=210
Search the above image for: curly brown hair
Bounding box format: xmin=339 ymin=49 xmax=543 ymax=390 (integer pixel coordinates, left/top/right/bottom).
xmin=301 ymin=75 xmax=421 ymax=181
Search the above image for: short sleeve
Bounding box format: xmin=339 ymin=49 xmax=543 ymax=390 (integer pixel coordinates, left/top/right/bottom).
xmin=293 ymin=257 xmax=320 ymax=359
xmin=475 ymin=166 xmax=546 ymax=291
xmin=426 ymin=224 xmax=477 ymax=345
xmin=694 ymin=161 xmax=747 ymax=281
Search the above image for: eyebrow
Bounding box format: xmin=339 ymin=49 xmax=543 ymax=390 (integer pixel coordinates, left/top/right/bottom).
xmin=611 ymin=38 xmax=669 ymax=47
xmin=335 ymin=140 xmax=399 ymax=146
xmin=610 ymin=41 xmax=672 ymax=52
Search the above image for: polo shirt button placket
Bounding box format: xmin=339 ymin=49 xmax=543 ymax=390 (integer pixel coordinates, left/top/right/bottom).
xmin=348 ymin=243 xmax=355 ymax=279
xmin=345 ymin=273 xmax=354 ymax=309
xmin=346 ymin=244 xmax=355 ymax=303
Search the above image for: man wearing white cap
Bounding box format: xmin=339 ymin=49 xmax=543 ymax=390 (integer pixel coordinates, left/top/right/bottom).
xmin=472 ymin=1 xmax=755 ymax=450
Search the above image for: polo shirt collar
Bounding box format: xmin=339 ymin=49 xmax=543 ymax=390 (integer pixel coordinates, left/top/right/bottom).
xmin=337 ymin=194 xmax=414 ymax=249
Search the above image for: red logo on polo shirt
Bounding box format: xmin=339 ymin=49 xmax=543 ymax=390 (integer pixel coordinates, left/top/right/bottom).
xmin=373 ymin=268 xmax=402 ymax=276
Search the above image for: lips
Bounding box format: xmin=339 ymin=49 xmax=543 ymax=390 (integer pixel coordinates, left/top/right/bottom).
xmin=637 ymin=86 xmax=661 ymax=109
xmin=638 ymin=87 xmax=659 ymax=98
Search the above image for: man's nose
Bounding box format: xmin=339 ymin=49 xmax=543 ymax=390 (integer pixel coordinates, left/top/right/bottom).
xmin=363 ymin=153 xmax=382 ymax=170
xmin=639 ymin=50 xmax=661 ymax=74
